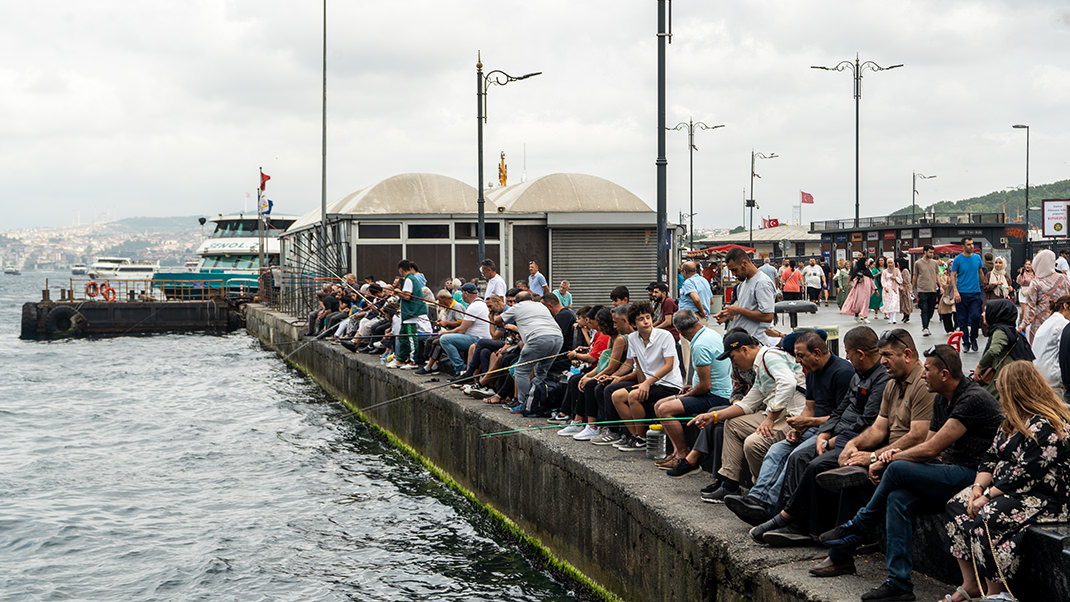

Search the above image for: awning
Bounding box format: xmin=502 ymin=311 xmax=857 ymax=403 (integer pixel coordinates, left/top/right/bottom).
xmin=906 ymin=243 xmax=978 ymax=255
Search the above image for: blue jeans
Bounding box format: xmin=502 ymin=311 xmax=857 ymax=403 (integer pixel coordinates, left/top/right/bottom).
xmin=849 ymin=460 xmax=975 ymax=591
xmin=516 ymin=335 xmax=564 ymax=410
xmin=439 ymin=333 xmax=479 ymax=374
xmin=749 ymin=427 xmax=816 ymax=507
xmin=956 ymin=292 xmax=982 ymax=347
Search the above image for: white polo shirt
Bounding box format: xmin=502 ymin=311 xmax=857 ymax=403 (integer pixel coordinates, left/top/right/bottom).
xmin=626 ymin=328 xmax=684 ymax=389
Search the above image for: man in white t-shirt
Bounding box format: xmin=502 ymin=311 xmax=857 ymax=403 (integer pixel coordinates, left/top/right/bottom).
xmin=716 ymin=248 xmax=778 ymax=346
xmin=438 ymin=283 xmax=493 ymax=376
xmin=802 ymin=258 xmax=825 ymax=304
xmin=481 ymin=259 xmax=507 ymax=300
xmin=496 ymin=291 xmax=565 ymax=414
xmin=610 ymin=301 xmax=684 ymax=452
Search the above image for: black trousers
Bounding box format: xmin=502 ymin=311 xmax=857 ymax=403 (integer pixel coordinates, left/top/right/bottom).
xmin=916 ymin=291 xmax=938 ymax=329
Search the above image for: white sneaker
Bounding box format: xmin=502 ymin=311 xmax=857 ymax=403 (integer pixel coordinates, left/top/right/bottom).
xmin=572 ymin=425 xmax=600 ymax=441
xmin=399 ymin=362 xmax=418 ymax=369
xmin=923 ymin=328 xmax=931 ymax=336
xmin=385 ymin=360 xmax=401 ymax=368
xmin=558 ymin=422 xmax=584 ymax=436
xmin=861 ymin=317 xmax=871 ymax=324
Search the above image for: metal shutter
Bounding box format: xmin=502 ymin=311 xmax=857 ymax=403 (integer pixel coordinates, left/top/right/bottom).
xmin=551 ymin=228 xmax=658 ymax=307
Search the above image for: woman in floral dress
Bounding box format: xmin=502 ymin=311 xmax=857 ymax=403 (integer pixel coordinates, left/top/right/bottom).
xmin=943 ymin=360 xmax=1070 ymax=602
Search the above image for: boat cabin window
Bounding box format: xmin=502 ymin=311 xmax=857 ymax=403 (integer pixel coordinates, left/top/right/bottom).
xmin=201 ymin=254 xmax=259 ymax=269
xmin=213 ymin=221 xmax=260 ymax=238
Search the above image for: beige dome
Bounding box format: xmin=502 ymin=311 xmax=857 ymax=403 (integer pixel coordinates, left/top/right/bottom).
xmin=487 ymin=173 xmax=652 ymax=213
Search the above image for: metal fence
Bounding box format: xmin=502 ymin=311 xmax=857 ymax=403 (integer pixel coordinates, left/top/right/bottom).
xmin=810 ymin=212 xmax=1006 ymax=232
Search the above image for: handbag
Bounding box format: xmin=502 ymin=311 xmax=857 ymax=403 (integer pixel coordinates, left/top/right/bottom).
xmin=970 ymin=516 xmax=1018 ymax=601
xmin=975 ymin=335 xmax=1018 ymax=385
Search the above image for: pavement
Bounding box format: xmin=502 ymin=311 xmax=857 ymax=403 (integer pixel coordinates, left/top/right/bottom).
xmin=767 ymin=300 xmax=982 ymax=374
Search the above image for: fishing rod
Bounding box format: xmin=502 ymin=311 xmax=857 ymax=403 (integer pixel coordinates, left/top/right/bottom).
xmin=356 ymin=350 xmax=572 ymax=414
xmin=481 ymin=416 xmax=694 ymax=438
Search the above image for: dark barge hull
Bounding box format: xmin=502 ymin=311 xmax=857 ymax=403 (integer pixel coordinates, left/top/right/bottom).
xmin=20 ymin=299 xmax=243 ymax=340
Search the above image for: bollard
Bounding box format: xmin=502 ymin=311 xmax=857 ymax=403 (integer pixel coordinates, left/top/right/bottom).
xmin=41 ymin=289 xmax=51 ymax=302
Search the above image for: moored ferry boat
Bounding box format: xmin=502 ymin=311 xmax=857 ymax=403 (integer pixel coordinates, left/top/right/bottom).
xmin=153 ymin=213 xmax=298 ymax=299
xmin=71 ymin=263 xmax=88 ymax=275
xmin=87 ymin=257 xmax=161 ymax=280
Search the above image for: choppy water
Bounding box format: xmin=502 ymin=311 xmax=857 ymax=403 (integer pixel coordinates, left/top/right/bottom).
xmin=0 ymin=274 xmax=575 ymax=602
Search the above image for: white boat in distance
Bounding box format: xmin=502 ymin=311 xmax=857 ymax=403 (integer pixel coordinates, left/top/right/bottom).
xmin=88 ymin=257 xmax=161 ymax=280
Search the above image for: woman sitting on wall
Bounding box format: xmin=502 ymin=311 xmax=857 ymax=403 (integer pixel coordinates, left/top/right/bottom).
xmin=943 ymin=360 xmax=1070 ymax=602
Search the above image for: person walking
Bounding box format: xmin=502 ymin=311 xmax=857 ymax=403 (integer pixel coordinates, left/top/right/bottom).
xmin=880 ymin=260 xmax=903 ymax=324
xmin=913 ymin=245 xmax=940 ymax=336
xmin=870 ymin=257 xmax=885 ymax=320
xmin=834 ymin=258 xmax=852 ymax=309
xmin=950 ymin=237 xmax=986 ymax=353
xmin=841 ymin=257 xmax=875 ymax=323
xmin=896 ymin=258 xmax=913 ymax=323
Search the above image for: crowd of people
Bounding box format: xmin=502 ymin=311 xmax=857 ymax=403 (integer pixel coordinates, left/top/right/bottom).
xmin=301 ymin=246 xmax=1070 ymax=602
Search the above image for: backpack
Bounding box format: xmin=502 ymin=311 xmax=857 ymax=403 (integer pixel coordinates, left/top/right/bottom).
xmin=524 ymin=380 xmax=565 ymax=418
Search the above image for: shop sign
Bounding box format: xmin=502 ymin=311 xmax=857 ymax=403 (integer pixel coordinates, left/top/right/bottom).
xmin=836 ymin=234 xmax=848 ymax=242
xmin=1043 ymin=199 xmax=1070 ymax=238
xmin=866 ymin=231 xmax=879 ymax=241
xmin=851 ymin=233 xmax=863 ymax=241
xmin=883 ymin=231 xmax=896 ymax=240
xmin=918 ymin=228 xmax=932 ymax=238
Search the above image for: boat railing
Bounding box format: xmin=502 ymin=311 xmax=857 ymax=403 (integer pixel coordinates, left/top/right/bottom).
xmin=47 ymin=278 xmax=237 ymax=302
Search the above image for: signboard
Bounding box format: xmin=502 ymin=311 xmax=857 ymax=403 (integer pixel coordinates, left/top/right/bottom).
xmin=836 ymin=248 xmax=847 ymax=262
xmin=918 ymin=228 xmax=932 ymax=238
xmin=1043 ymin=199 xmax=1070 ymax=238
xmin=821 ymin=234 xmax=833 ymax=242
xmin=851 ymin=233 xmax=863 ymax=241
xmin=866 ymin=231 xmax=879 ymax=241
xmin=899 ymin=229 xmax=913 ymax=239
xmin=883 ymin=231 xmax=896 ymax=240
xmin=836 ymin=234 xmax=848 ymax=242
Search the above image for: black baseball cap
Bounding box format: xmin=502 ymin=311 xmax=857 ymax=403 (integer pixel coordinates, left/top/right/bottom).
xmin=646 ymin=281 xmax=669 ymax=292
xmin=716 ymin=331 xmax=759 ymax=361
xmin=460 ymin=282 xmax=479 ymax=294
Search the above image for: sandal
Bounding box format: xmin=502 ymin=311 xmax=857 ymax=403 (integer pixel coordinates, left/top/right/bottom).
xmin=942 ymin=586 xmax=978 ymax=602
xmin=484 ymin=394 xmax=504 ymax=405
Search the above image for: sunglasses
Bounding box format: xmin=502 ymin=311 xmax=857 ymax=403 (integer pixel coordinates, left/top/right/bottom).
xmin=923 ymin=345 xmax=950 ymax=373
xmin=878 ymin=329 xmax=910 ymax=349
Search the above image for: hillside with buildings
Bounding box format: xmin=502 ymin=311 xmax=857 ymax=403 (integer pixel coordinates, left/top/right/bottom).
xmin=0 ymin=216 xmax=204 ymax=272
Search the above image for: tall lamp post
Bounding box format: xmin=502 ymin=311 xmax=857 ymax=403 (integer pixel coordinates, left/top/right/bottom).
xmin=748 ymin=150 xmax=778 ymax=250
xmin=476 ymin=53 xmax=541 ymax=272
xmin=912 ymin=172 xmax=936 ymax=223
xmin=668 ymin=119 xmax=724 ymax=248
xmin=812 ymin=55 xmax=903 ymax=227
xmin=1012 ymin=124 xmax=1030 ymax=256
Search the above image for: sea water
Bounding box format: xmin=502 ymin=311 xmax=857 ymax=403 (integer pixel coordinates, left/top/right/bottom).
xmin=0 ymin=274 xmax=575 ymax=602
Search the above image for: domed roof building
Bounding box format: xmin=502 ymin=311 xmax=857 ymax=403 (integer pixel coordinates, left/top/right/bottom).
xmin=283 ymin=172 xmax=676 ymax=309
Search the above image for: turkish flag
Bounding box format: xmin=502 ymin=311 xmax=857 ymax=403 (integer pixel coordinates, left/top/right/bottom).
xmin=260 ymin=170 xmax=271 ymax=191
xmin=767 ymin=218 xmax=780 ymax=228
xmin=801 ymin=191 xmax=814 ymax=204
xmin=761 ymin=218 xmax=769 ymax=229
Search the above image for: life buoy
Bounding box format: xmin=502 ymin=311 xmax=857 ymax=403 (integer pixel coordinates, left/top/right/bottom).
xmin=86 ymin=282 xmax=99 ymax=298
xmin=101 ymin=285 xmax=117 ymax=302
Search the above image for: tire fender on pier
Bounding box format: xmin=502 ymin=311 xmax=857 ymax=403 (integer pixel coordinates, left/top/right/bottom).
xmin=44 ymin=305 xmax=84 ymax=335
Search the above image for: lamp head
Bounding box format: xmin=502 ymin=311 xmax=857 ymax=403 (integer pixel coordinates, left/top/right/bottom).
xmin=1012 ymin=124 xmax=1028 ymax=129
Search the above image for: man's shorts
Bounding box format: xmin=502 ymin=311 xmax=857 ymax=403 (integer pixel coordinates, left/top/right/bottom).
xmin=679 ymin=392 xmax=730 ymax=415
xmin=806 ymin=286 xmax=822 ymax=302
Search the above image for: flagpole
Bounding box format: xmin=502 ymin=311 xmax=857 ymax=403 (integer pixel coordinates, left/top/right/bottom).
xmin=258 ymin=168 xmax=265 ymax=269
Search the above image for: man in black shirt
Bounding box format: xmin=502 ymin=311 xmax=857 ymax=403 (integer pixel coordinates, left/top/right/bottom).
xmin=819 ymin=343 xmax=1002 ymax=602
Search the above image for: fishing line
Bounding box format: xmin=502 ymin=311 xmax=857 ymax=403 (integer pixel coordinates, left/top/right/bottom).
xmin=481 ymin=416 xmax=693 ymax=438
xmin=356 ymin=350 xmax=571 ymax=414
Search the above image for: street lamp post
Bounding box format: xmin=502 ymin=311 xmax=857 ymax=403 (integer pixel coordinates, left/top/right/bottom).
xmin=668 ymin=119 xmax=724 ymax=249
xmin=912 ymin=172 xmax=936 ymax=223
xmin=812 ymin=55 xmax=903 ymax=227
xmin=1013 ymin=124 xmax=1030 ymax=256
xmin=476 ymin=53 xmax=541 ymax=273
xmin=748 ymin=150 xmax=778 ymax=250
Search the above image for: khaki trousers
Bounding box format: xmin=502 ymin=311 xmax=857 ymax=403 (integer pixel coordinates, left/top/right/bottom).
xmin=719 ymin=412 xmax=791 ymax=482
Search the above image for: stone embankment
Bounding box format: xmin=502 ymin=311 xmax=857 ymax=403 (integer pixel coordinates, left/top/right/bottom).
xmin=246 ymin=304 xmax=1067 ymax=602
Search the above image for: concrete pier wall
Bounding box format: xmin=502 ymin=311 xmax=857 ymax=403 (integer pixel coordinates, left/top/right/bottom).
xmin=246 ymin=305 xmax=1066 ymax=602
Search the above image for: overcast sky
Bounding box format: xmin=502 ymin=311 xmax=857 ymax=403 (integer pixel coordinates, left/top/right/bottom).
xmin=3 ymin=0 xmax=1068 ymax=230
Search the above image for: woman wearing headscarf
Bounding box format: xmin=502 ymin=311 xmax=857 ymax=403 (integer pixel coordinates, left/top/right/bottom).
xmin=975 ymin=299 xmax=1035 ymax=399
xmin=880 ymin=258 xmax=903 ymax=323
xmin=896 ymin=257 xmax=914 ymax=323
xmin=937 ymin=259 xmax=958 ymax=333
xmin=1030 ymin=294 xmax=1070 ymax=402
xmin=834 ymin=258 xmax=851 ymax=308
xmin=944 ymin=361 xmax=1070 ymax=602
xmin=869 ymin=256 xmax=885 ymax=319
xmin=1015 ymin=259 xmax=1033 ymax=305
xmin=983 ymin=256 xmax=1012 ymax=302
xmin=1020 ymin=249 xmax=1070 ymax=343
xmin=840 ymin=256 xmax=874 ymax=323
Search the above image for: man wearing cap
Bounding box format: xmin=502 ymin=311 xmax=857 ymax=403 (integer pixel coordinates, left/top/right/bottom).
xmin=691 ymin=329 xmax=807 ymax=502
xmin=527 ymin=261 xmax=548 ymax=297
xmin=437 ymin=282 xmax=493 ymax=376
xmin=715 ymin=247 xmax=778 ymax=346
xmin=724 ymin=330 xmax=854 ymax=521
